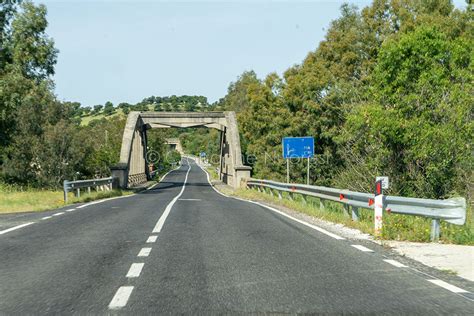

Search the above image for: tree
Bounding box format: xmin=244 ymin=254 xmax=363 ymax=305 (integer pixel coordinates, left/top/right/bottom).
xmin=340 ymin=25 xmax=473 ymax=198
xmin=92 ymin=104 xmax=103 ymax=114
xmin=0 ymin=1 xmax=59 ymax=182
xmin=103 ymin=101 xmax=115 ymax=116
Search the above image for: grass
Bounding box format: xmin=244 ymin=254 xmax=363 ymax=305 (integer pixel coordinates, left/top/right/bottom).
xmin=79 ymin=104 xmax=155 ymax=126
xmin=80 ymin=110 xmax=124 ymax=126
xmin=0 ymin=185 xmax=132 ymax=214
xmin=206 ymin=166 xmax=219 ymax=181
xmin=233 ymin=187 xmax=474 ymax=245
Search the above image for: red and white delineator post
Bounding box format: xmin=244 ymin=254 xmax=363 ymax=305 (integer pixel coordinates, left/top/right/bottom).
xmin=374 ymin=179 xmax=384 ymax=236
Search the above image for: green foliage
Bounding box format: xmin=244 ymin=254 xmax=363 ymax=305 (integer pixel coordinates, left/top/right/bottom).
xmin=92 ymin=104 xmax=103 ymax=114
xmin=222 ymin=1 xmax=472 ymax=200
xmin=166 ymin=150 xmax=181 ymax=164
xmin=103 ymin=101 xmax=115 ymax=116
xmin=340 ymin=25 xmax=473 ymax=199
xmin=179 ymin=128 xmax=220 ymax=159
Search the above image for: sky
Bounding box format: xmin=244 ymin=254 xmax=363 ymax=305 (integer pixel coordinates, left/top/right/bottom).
xmin=35 ymin=0 xmax=467 ymax=107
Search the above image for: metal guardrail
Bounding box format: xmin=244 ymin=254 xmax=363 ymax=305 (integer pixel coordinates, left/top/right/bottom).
xmin=63 ymin=177 xmax=113 ymax=203
xmin=245 ymin=178 xmax=466 ymax=241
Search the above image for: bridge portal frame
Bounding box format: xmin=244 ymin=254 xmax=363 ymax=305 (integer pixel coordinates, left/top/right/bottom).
xmin=110 ymin=111 xmax=251 ymax=189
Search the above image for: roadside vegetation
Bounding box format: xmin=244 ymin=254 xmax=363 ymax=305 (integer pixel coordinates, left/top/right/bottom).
xmin=0 ymin=182 xmax=130 ymax=214
xmin=217 ymin=1 xmax=472 ymax=204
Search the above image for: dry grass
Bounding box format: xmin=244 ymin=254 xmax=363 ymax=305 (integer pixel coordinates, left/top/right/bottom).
xmin=0 ymin=187 xmax=131 ymax=214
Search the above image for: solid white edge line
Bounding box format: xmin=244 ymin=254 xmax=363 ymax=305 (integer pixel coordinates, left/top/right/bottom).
xmin=108 ymin=286 xmax=134 ymax=310
xmin=52 ymin=212 xmax=64 ymax=216
xmin=39 ymin=159 xmax=181 ymax=218
xmin=41 ymin=216 xmax=52 ymax=220
xmin=138 ymin=247 xmax=152 ymax=257
xmin=192 ymin=158 xmax=345 ymax=241
xmin=126 ymin=263 xmax=145 ymax=278
xmin=351 ymin=245 xmax=374 ymax=252
xmin=0 ymin=222 xmax=35 ymax=235
xmin=146 ymin=235 xmax=158 ymax=243
xmin=152 ymin=160 xmax=191 ymax=233
xmin=427 ymin=279 xmax=469 ymax=293
xmin=383 ymin=259 xmax=408 ymax=268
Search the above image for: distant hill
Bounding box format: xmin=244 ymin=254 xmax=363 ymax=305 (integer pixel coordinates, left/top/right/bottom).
xmin=78 ymin=95 xmax=218 ymax=126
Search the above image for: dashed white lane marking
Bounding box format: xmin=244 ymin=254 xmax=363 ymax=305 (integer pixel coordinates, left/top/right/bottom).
xmin=126 ymin=263 xmax=145 ymax=278
xmin=108 ymin=286 xmax=134 ymax=310
xmin=138 ymin=247 xmax=152 ymax=257
xmin=0 ymin=222 xmax=35 ymax=235
xmin=179 ymin=198 xmax=201 ymax=201
xmin=146 ymin=235 xmax=158 ymax=243
xmin=41 ymin=216 xmax=52 ymax=220
xmin=428 ymin=279 xmax=469 ymax=293
xmin=65 ymin=208 xmax=76 ymax=212
xmin=351 ymin=245 xmax=374 ymax=252
xmin=52 ymin=212 xmax=65 ymax=217
xmin=194 ymin=160 xmax=346 ymax=241
xmin=383 ymin=259 xmax=408 ymax=268
xmin=152 ymin=161 xmax=191 ymax=233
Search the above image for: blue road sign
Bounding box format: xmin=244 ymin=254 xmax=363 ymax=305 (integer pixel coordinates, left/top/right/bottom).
xmin=282 ymin=137 xmax=314 ymax=159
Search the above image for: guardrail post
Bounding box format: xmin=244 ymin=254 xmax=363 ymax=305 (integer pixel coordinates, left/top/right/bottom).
xmin=76 ymin=188 xmax=80 ymax=198
xmin=301 ymin=195 xmax=307 ymax=205
xmin=319 ymin=199 xmax=325 ymax=210
xmin=87 ymin=187 xmax=91 ymax=194
xmin=351 ymin=206 xmax=359 ymax=221
xmin=343 ymin=204 xmax=350 ymax=217
xmin=63 ymin=180 xmax=68 ymax=203
xmin=288 ymin=192 xmax=294 ymax=201
xmin=277 ymin=190 xmax=283 ymax=200
xmin=430 ymin=219 xmax=440 ymax=242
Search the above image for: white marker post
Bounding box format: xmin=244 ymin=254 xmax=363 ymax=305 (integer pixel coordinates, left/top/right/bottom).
xmin=374 ymin=179 xmax=384 ymax=237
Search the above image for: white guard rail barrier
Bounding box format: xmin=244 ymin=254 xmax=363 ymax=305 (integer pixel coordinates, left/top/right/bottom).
xmin=63 ymin=177 xmax=114 ymax=203
xmin=245 ymin=178 xmax=466 ymax=241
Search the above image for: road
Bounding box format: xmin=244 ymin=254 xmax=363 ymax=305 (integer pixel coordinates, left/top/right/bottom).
xmin=0 ymin=158 xmax=473 ymax=314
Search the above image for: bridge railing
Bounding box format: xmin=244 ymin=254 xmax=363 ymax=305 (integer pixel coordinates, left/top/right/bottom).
xmin=245 ymin=178 xmax=466 ymax=241
xmin=63 ymin=177 xmax=113 ymax=203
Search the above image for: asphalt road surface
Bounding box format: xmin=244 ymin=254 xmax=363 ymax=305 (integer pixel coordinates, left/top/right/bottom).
xmin=0 ymin=158 xmax=473 ymax=314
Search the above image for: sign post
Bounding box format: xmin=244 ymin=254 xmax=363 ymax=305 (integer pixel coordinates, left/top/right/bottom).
xmin=374 ymin=179 xmax=384 ymax=237
xmin=307 ymin=157 xmax=310 ymax=185
xmin=282 ymin=137 xmax=314 ymax=184
xmin=287 ymin=159 xmax=290 ymax=183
